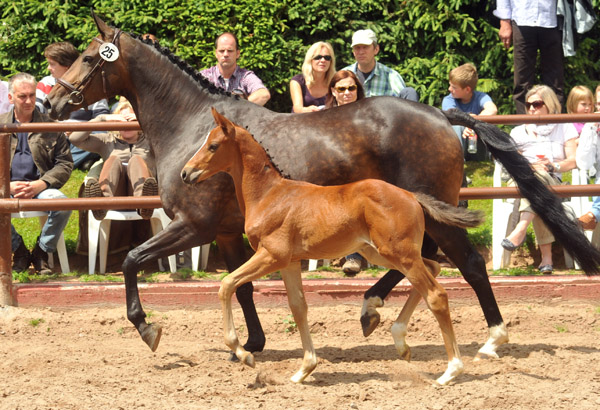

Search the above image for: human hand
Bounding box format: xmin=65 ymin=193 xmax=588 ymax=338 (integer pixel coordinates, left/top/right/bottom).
xmin=10 ymin=180 xmax=46 ymax=199
xmin=499 ymin=19 xmax=512 ymax=49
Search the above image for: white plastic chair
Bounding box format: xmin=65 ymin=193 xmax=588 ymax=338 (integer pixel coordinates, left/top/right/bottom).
xmin=307 ymin=259 xmax=330 ymax=271
xmin=87 ymin=208 xmax=210 ymax=274
xmin=492 ymin=162 xmax=586 ymax=270
xmin=10 ymin=211 xmax=70 ymax=273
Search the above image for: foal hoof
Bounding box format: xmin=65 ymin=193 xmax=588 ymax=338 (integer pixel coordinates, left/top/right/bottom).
xmin=141 ymin=324 xmax=162 ymax=352
xmin=239 ymin=351 xmax=255 ymax=368
xmin=360 ymin=312 xmax=380 ymax=337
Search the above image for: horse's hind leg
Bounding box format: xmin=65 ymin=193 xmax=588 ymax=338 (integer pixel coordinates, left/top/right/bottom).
xmin=431 ymin=223 xmax=508 ymax=360
xmin=217 ymin=233 xmax=265 ymax=354
xmin=390 ymin=258 xmax=441 ymax=361
xmin=280 ymin=262 xmax=317 ymax=383
xmin=122 ymin=219 xmax=208 ymax=351
xmin=360 ymin=234 xmax=438 ymax=336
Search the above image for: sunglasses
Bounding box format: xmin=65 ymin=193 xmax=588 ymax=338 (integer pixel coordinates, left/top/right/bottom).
xmin=335 ymin=85 xmax=358 ymax=93
xmin=313 ymin=55 xmax=332 ymax=61
xmin=525 ymin=100 xmax=545 ymax=110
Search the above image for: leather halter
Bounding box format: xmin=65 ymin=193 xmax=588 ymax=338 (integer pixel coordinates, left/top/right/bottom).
xmin=56 ymin=28 xmax=122 ymax=106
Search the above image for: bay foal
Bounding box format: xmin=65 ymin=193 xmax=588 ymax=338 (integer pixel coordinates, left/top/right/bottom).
xmin=181 ymin=108 xmax=483 ymax=385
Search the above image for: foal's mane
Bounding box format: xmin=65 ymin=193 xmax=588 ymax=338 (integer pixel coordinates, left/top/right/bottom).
xmin=238 ymin=124 xmax=291 ymax=180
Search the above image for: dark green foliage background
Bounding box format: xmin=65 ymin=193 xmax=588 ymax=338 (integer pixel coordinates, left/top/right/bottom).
xmin=1 ymin=0 xmax=598 ymax=113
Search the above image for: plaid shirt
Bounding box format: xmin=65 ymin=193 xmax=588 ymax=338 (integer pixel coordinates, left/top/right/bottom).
xmin=200 ymin=65 xmax=267 ymax=96
xmin=343 ymin=61 xmax=406 ymax=98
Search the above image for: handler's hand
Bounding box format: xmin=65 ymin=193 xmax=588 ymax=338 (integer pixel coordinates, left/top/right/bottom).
xmin=499 ymin=19 xmax=512 ymax=49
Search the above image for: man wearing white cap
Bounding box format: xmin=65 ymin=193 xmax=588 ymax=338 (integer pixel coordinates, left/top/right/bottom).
xmin=343 ymin=29 xmax=418 ymax=102
xmin=341 ymin=29 xmax=418 ymax=275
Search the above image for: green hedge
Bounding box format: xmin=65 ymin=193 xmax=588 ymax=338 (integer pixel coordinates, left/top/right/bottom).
xmin=1 ymin=0 xmax=599 ymax=113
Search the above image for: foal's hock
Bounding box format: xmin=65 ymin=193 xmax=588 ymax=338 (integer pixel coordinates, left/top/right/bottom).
xmin=181 ymin=108 xmax=484 ymax=384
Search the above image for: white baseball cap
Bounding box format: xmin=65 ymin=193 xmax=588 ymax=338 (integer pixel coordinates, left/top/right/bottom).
xmin=351 ymin=29 xmax=377 ymax=47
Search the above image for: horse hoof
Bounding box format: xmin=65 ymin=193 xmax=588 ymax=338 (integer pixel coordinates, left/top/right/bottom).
xmin=141 ymin=324 xmax=162 ymax=352
xmin=239 ymin=352 xmax=255 ymax=368
xmin=360 ymin=312 xmax=380 ymax=337
xmin=397 ymin=346 xmax=411 ymax=362
xmin=228 ymin=351 xmax=240 ymax=362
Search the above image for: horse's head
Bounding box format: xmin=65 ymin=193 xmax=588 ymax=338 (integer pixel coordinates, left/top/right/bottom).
xmin=46 ymin=11 xmax=129 ymax=120
xmin=181 ymin=108 xmax=238 ymax=184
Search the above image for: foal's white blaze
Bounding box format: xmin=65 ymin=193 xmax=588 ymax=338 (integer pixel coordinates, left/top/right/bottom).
xmin=474 ymin=323 xmax=509 ymax=361
xmin=192 ymin=131 xmax=211 ymax=157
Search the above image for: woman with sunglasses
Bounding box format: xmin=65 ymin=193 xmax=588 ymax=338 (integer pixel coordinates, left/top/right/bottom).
xmin=290 ymin=41 xmax=336 ymax=113
xmin=502 ymin=85 xmax=579 ymax=274
xmin=325 ymin=70 xmax=365 ymax=108
xmin=323 ymin=70 xmax=366 ymax=275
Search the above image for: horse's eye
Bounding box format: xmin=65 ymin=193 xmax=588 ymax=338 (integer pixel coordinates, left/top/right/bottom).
xmin=208 ymin=143 xmax=219 ymax=152
xmin=83 ymin=55 xmax=94 ymax=64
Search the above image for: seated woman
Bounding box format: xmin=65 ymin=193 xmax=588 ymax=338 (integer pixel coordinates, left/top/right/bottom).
xmin=502 ymin=85 xmax=578 ymax=274
xmin=69 ymin=99 xmax=157 ymax=220
xmin=324 ymin=70 xmax=366 ymax=275
xmin=574 ymin=85 xmax=600 ymax=229
xmin=290 ymin=41 xmax=336 ymax=113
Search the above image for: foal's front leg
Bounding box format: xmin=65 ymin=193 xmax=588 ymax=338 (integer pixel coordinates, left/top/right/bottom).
xmin=219 ymin=247 xmax=286 ymax=367
xmin=280 ymin=262 xmax=317 ymax=383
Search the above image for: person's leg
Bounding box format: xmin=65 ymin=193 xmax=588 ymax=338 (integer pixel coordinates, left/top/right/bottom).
xmin=512 ymin=23 xmax=538 ymax=114
xmin=538 ymin=26 xmax=564 ymax=107
xmin=127 ymin=155 xmax=157 ymax=219
xmin=342 ymin=252 xmax=363 ymax=276
xmin=398 ymin=87 xmax=419 ymax=103
xmin=35 ymin=189 xmax=72 ymax=254
xmin=87 ymin=156 xmax=126 ymax=220
xmin=11 ymin=225 xmax=31 ymax=272
xmin=503 ymin=211 xmax=534 ymax=248
xmin=531 ymin=216 xmax=555 ymax=272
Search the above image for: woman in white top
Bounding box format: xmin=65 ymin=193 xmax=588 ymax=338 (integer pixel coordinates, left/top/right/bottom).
xmin=502 ymin=85 xmax=578 ymax=274
xmin=575 ymin=86 xmax=600 ymax=230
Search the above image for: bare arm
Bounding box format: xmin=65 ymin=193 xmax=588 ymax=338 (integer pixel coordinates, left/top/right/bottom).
xmin=290 ymin=79 xmax=320 ymax=113
xmin=248 ymin=88 xmax=271 ymax=106
xmin=479 ymin=101 xmax=498 ymax=116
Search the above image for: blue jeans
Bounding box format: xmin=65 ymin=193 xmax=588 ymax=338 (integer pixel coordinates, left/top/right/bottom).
xmin=70 ymin=143 xmax=100 ymax=168
xmin=11 ymin=188 xmax=72 ymax=253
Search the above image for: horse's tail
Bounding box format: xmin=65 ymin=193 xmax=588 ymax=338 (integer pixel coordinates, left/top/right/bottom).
xmin=415 ymin=192 xmax=484 ymax=229
xmin=443 ymin=108 xmax=600 ymax=275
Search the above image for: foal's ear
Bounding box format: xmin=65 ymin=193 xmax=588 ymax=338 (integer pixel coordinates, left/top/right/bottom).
xmin=91 ymin=9 xmax=112 ymax=41
xmin=211 ymin=107 xmax=236 ymax=139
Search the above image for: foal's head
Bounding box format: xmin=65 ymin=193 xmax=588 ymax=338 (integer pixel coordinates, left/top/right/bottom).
xmin=181 ymin=107 xmax=239 ymax=184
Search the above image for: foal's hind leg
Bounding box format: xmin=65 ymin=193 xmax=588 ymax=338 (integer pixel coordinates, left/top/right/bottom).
xmin=390 ymin=258 xmax=441 ymax=362
xmin=360 ymin=234 xmax=438 ymax=336
xmin=280 ymin=262 xmax=317 ymax=383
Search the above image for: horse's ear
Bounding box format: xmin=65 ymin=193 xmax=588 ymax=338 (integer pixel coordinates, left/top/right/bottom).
xmin=91 ymin=9 xmax=112 ymax=40
xmin=211 ymin=107 xmax=235 ymax=138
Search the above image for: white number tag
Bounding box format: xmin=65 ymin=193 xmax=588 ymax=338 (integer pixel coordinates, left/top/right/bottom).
xmin=99 ymin=43 xmax=119 ymax=62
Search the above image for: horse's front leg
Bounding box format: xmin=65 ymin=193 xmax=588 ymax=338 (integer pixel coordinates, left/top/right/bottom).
xmin=280 ymin=262 xmax=317 ymax=383
xmin=122 ymin=219 xmax=208 ymax=351
xmin=219 ymin=247 xmax=285 ymax=367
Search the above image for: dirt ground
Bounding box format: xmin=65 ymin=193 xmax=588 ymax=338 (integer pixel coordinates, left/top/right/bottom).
xmin=1 ymin=298 xmax=600 ymax=410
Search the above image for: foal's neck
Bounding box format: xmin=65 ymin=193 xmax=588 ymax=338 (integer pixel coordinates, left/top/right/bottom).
xmin=231 ymin=129 xmax=286 ymax=214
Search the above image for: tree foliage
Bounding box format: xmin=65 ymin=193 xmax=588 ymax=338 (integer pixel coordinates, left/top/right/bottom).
xmin=1 ymin=0 xmax=598 ymax=113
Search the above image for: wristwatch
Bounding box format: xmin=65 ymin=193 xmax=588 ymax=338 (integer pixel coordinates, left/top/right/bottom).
xmin=553 ymin=162 xmax=561 ymax=172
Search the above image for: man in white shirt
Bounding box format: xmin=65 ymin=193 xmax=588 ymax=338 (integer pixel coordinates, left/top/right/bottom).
xmin=494 ymin=0 xmax=564 ymax=113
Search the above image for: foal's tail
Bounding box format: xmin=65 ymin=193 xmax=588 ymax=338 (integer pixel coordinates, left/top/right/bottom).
xmin=415 ymin=192 xmax=484 ymax=229
xmin=443 ymin=108 xmax=600 ymax=275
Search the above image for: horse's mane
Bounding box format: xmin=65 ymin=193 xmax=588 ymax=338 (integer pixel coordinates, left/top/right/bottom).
xmin=243 ymin=125 xmax=290 ymax=180
xmin=130 ymin=32 xmax=241 ymax=101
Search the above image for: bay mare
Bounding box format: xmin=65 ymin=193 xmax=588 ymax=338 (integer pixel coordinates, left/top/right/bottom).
xmin=181 ymin=108 xmax=485 ymax=384
xmin=46 ymin=12 xmax=600 ymax=359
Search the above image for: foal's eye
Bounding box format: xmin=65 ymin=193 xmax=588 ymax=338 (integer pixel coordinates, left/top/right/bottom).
xmin=208 ymin=143 xmax=219 ymax=152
